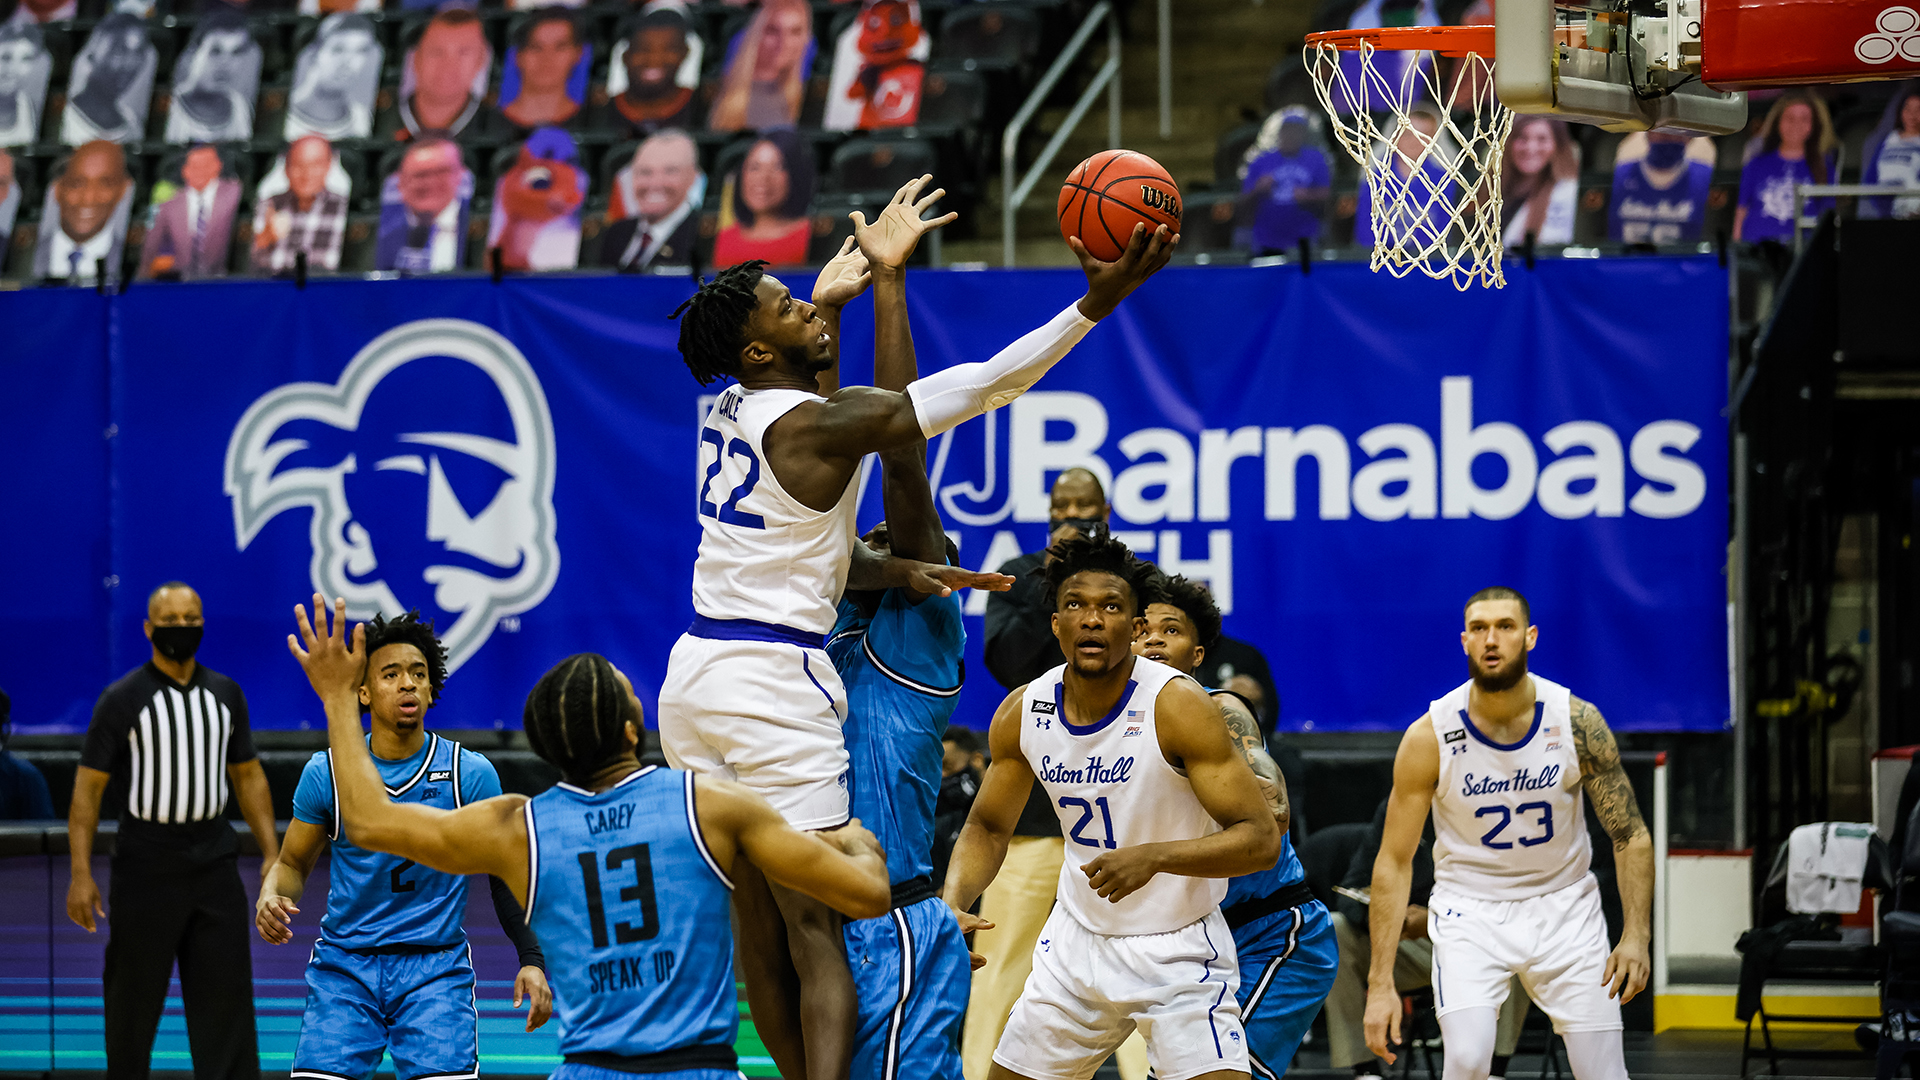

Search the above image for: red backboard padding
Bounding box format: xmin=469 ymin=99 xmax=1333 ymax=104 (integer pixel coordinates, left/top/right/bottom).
xmin=1702 ymin=0 xmax=1920 ymax=89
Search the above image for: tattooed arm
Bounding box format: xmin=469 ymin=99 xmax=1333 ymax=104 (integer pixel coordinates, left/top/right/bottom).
xmin=1572 ymin=695 xmax=1652 ymax=1005
xmin=1214 ymin=691 xmax=1289 ymax=837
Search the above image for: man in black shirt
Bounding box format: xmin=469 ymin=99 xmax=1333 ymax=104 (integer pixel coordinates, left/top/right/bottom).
xmin=965 ymin=468 xmax=1110 ymax=1078
xmin=67 ymin=581 xmax=279 ymax=1080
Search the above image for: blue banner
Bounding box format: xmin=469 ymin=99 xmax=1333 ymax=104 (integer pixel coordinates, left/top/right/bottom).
xmin=0 ymin=258 xmax=1729 ymax=736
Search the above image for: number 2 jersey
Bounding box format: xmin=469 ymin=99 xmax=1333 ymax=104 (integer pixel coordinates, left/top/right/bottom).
xmin=290 ymin=733 xmax=500 ymax=948
xmin=523 ymin=765 xmax=738 ymax=1063
xmin=1022 ymin=657 xmax=1226 ymax=936
xmin=692 ymin=385 xmax=859 ymax=635
xmin=1428 ymin=672 xmax=1593 ymax=902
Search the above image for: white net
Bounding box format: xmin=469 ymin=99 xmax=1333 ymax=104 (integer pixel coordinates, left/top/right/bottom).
xmin=1305 ymin=36 xmax=1514 ymax=289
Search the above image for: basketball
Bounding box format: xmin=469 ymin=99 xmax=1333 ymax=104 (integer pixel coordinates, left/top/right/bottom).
xmin=1057 ymin=149 xmax=1181 ymax=262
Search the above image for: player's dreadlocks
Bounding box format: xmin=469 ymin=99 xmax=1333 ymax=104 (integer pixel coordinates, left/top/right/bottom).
xmin=360 ymin=610 xmax=448 ymax=713
xmin=523 ymin=653 xmax=639 ymax=783
xmin=1152 ymin=572 xmax=1223 ymax=649
xmin=1043 ymin=534 xmax=1165 ymax=616
xmin=671 ymin=260 xmax=767 ymax=385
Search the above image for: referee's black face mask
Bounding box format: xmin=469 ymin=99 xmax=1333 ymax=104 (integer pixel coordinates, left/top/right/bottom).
xmin=151 ymin=624 xmax=204 ymax=663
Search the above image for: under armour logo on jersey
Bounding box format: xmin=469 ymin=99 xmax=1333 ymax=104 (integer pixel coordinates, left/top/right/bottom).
xmin=421 ymin=787 xmax=441 ymax=800
xmin=1040 ymin=938 xmax=1051 ymax=952
xmin=1451 ymin=744 xmax=1467 ymax=755
xmin=1035 ymin=716 xmax=1052 ymax=729
xmin=1229 ymin=1032 xmax=1241 ymax=1044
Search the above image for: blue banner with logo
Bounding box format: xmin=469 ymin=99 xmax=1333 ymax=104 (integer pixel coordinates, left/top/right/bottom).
xmin=0 ymin=258 xmax=1729 ymax=736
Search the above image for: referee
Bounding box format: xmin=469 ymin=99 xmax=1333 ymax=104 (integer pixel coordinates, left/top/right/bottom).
xmin=67 ymin=581 xmax=280 ymax=1080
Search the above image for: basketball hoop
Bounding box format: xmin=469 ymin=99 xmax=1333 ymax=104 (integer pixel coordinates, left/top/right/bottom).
xmin=1305 ymin=25 xmax=1513 ymax=290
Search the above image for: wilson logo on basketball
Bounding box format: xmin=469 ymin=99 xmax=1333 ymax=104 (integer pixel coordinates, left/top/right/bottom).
xmin=1140 ymin=186 xmax=1181 ymax=221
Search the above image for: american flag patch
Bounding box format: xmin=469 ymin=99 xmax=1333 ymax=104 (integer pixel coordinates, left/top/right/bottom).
xmin=1544 ymin=725 xmax=1562 ymax=737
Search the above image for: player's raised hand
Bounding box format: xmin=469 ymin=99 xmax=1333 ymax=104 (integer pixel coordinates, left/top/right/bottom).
xmin=1080 ymin=846 xmax=1163 ymax=903
xmin=1364 ymin=983 xmax=1404 ymax=1063
xmin=287 ymin=594 xmax=366 ymax=703
xmin=1071 ymin=222 xmax=1178 ymax=321
xmin=513 ymin=965 xmax=554 ymax=1031
xmin=1603 ymin=937 xmax=1650 ymax=1004
xmin=852 ymin=174 xmax=958 ymax=271
xmin=909 ymin=563 xmax=1016 ymax=597
xmin=812 ymin=236 xmax=872 ymax=310
xmin=255 ymin=893 xmax=299 ymax=945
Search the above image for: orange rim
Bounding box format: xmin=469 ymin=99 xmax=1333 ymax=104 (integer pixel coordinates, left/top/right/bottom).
xmin=1304 ymin=24 xmax=1496 ymax=58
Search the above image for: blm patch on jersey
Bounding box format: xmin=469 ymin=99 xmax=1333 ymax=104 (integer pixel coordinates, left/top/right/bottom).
xmin=1443 ymin=729 xmax=1466 ymax=744
xmin=429 ymin=771 xmax=453 ymax=782
xmin=1032 ymin=700 xmax=1057 ymax=714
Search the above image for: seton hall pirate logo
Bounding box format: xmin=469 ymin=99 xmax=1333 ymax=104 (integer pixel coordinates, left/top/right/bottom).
xmin=224 ymin=319 xmax=560 ymax=673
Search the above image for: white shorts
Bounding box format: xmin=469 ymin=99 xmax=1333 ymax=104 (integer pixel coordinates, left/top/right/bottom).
xmin=995 ymin=905 xmax=1248 ymax=1080
xmin=656 ymin=630 xmax=851 ymax=831
xmin=1428 ymin=873 xmax=1623 ymax=1034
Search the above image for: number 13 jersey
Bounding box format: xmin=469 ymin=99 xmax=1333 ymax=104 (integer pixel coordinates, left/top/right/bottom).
xmin=1428 ymin=673 xmax=1592 ymax=902
xmin=692 ymin=385 xmax=859 ymax=635
xmin=523 ymin=766 xmax=739 ymax=1062
xmin=1021 ymin=657 xmax=1226 ymax=936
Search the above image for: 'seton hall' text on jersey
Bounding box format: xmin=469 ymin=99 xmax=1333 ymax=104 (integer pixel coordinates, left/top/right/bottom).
xmin=1460 ymin=765 xmax=1562 ymax=797
xmin=1035 ymin=755 xmax=1136 ymax=786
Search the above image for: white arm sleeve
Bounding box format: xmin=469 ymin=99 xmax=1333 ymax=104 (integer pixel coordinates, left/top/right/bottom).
xmin=906 ymin=301 xmax=1097 ymax=437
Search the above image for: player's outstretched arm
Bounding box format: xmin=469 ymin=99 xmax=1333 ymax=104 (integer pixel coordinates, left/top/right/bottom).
xmin=855 ymin=175 xmax=952 ymax=396
xmin=846 ymin=541 xmax=1013 ymax=597
xmin=256 ymin=818 xmax=325 ymax=944
xmin=800 ymin=221 xmax=1175 ymax=460
xmin=1365 ymin=715 xmax=1439 ymax=1064
xmin=1079 ymin=679 xmax=1279 ymax=902
xmin=287 ymin=595 xmax=533 ymax=902
xmin=1573 ymin=695 xmax=1653 ymax=1005
xmin=943 ymin=688 xmax=1034 ymax=919
xmin=692 ymin=776 xmax=891 ymax=919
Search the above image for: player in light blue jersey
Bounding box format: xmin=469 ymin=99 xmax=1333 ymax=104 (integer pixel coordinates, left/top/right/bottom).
xmin=257 ymin=611 xmax=553 ymax=1080
xmin=821 ymin=174 xmax=976 ymax=1080
xmin=284 ymin=595 xmax=895 ymax=1080
xmin=1135 ymin=576 xmax=1338 ymax=1080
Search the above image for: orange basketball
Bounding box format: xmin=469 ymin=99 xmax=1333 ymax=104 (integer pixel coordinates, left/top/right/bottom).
xmin=1057 ymin=149 xmax=1181 ymax=262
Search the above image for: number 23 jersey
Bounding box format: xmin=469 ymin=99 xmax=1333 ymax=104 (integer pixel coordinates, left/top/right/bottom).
xmin=691 ymin=385 xmax=859 ymax=635
xmin=1428 ymin=673 xmax=1592 ymax=902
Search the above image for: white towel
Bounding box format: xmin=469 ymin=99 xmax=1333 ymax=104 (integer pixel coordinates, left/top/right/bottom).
xmin=1786 ymin=821 xmax=1875 ymax=914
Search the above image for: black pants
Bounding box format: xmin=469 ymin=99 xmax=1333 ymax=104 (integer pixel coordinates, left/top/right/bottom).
xmin=104 ymin=854 xmax=260 ymax=1080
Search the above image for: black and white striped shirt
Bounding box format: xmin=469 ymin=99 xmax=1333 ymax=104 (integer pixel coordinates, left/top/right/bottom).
xmin=83 ymin=662 xmax=258 ymax=825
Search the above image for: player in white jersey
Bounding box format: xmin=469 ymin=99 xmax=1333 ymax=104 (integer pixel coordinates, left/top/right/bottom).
xmin=663 ymin=177 xmax=1178 ymax=1080
xmin=1365 ymin=587 xmax=1652 ymax=1080
xmin=943 ymin=536 xmax=1280 ymax=1080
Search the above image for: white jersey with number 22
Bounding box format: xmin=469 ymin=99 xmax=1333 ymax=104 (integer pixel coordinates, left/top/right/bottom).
xmin=1428 ymin=673 xmax=1592 ymax=902
xmin=690 ymin=385 xmax=858 ymax=635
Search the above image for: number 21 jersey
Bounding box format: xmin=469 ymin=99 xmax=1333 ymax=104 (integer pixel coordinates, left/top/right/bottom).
xmin=1021 ymin=657 xmax=1225 ymax=936
xmin=1428 ymin=673 xmax=1592 ymax=902
xmin=692 ymin=386 xmax=859 ymax=635
xmin=523 ymin=766 xmax=738 ymax=1062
